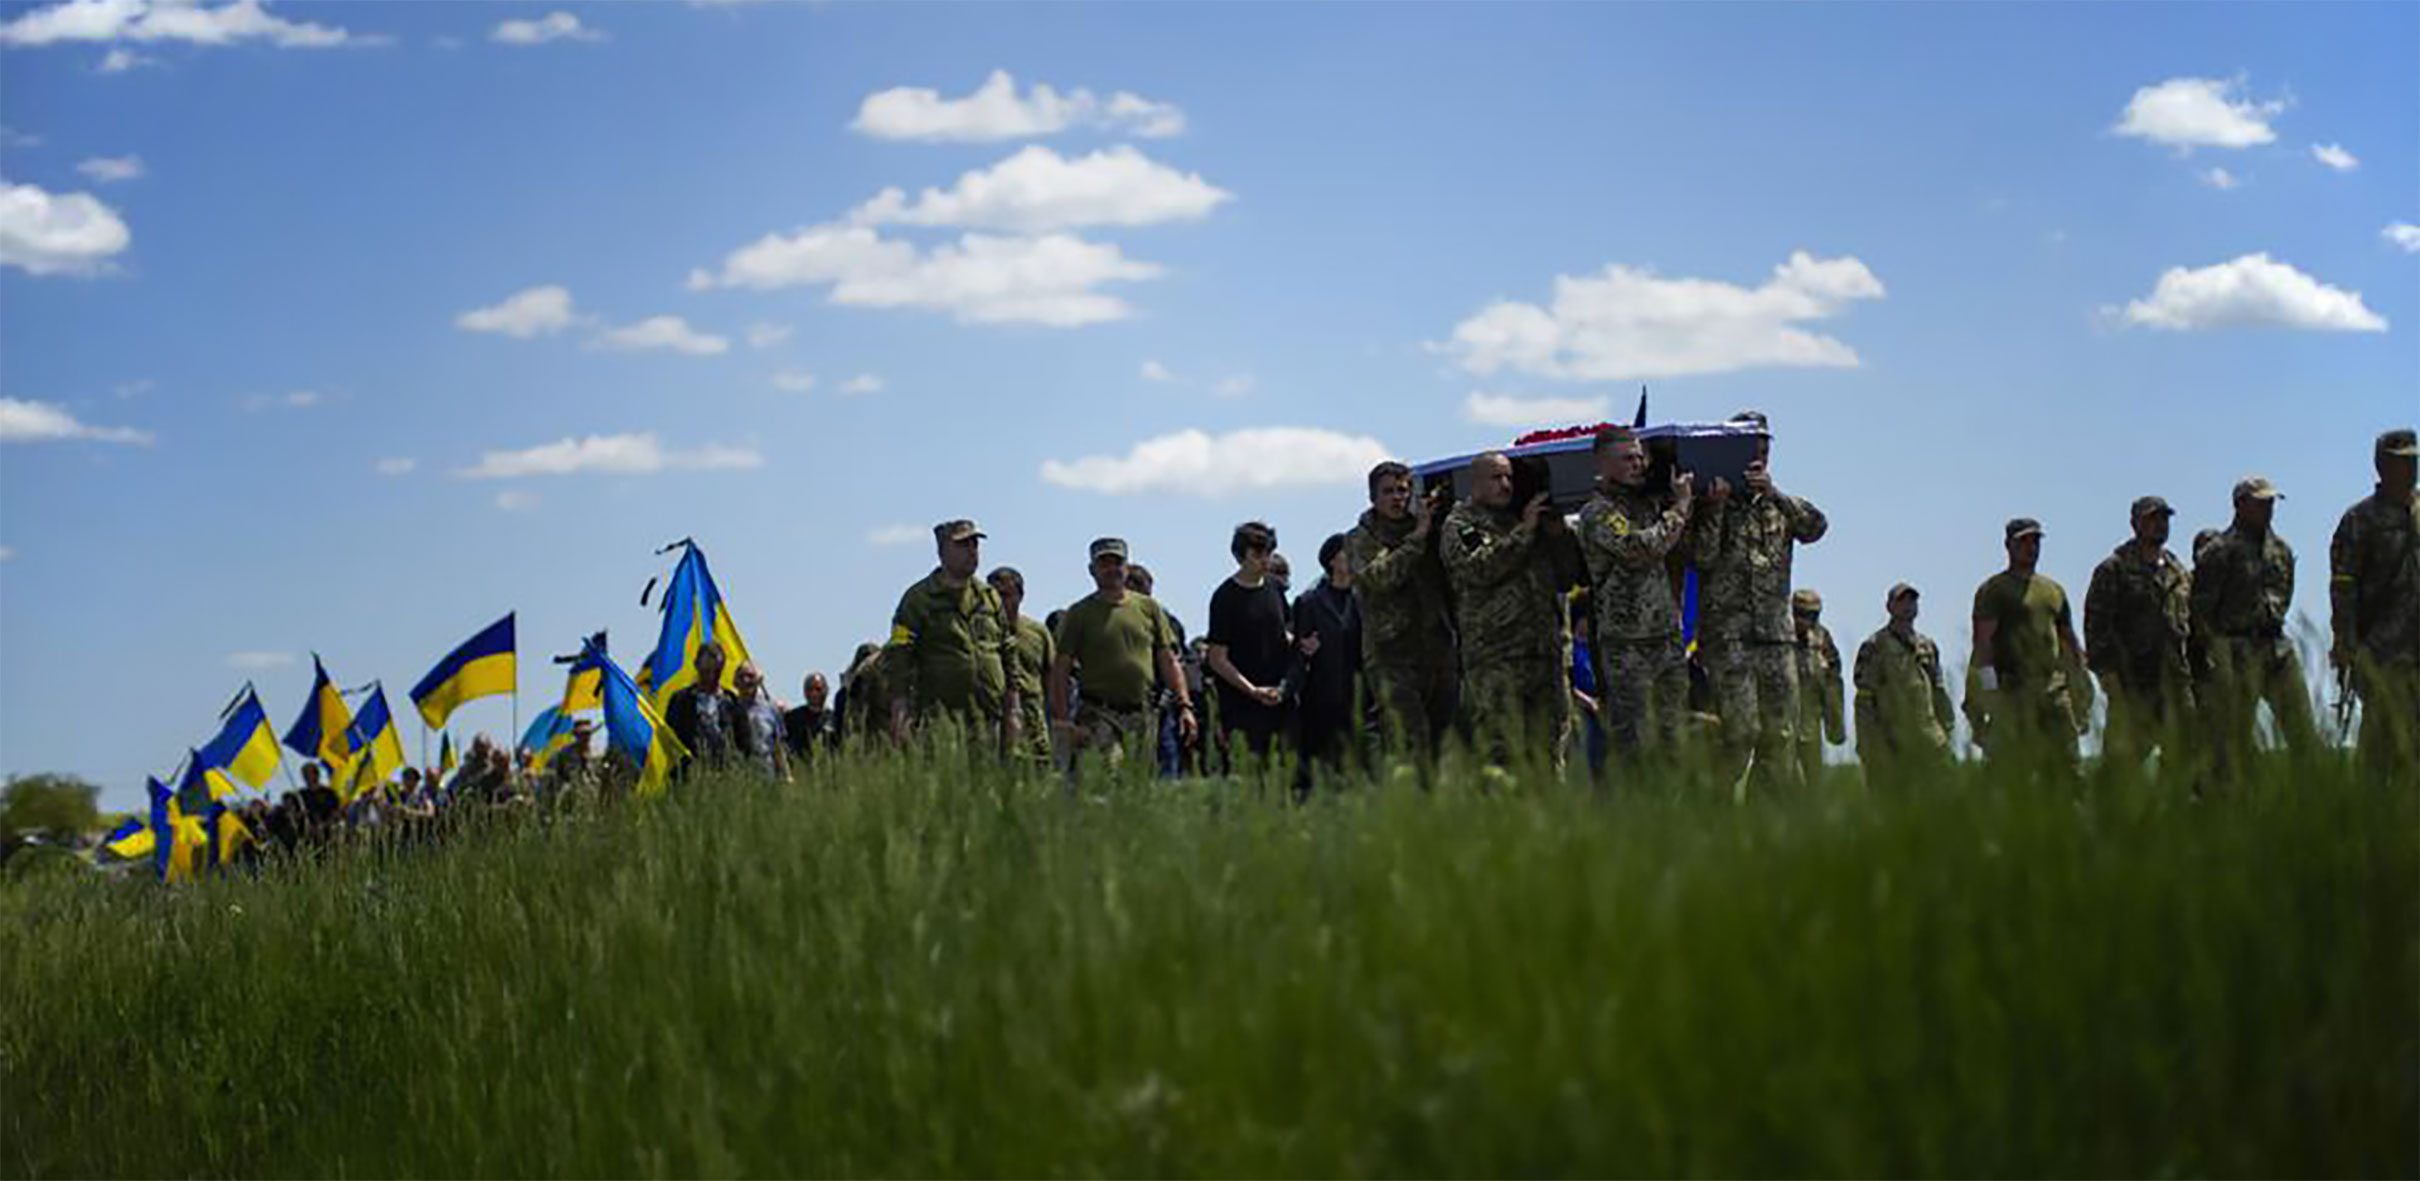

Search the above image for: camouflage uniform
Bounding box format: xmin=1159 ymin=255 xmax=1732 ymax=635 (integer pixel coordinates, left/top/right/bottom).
xmin=1441 ymin=499 xmax=1578 ymax=771
xmin=2192 ymin=523 xmax=2319 ymax=761
xmin=1790 ymin=596 xmax=1845 ymax=784
xmin=1853 ymin=623 xmax=1955 ymax=788
xmin=1575 ymin=482 xmax=1691 ymax=758
xmin=1346 ymin=507 xmax=1459 ymax=757
xmin=1003 ymin=614 xmax=1056 ymax=766
xmin=1688 ymin=488 xmax=1828 ymax=791
xmin=2329 ymin=454 xmax=2420 ymax=771
xmin=885 ymin=570 xmax=1014 ymax=742
xmin=2083 ymin=540 xmax=2195 ymax=766
xmin=839 ymin=647 xmax=892 ymax=751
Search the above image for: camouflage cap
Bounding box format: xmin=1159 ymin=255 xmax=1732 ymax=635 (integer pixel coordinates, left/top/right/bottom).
xmin=2130 ymin=495 xmax=2175 ymax=519
xmin=2005 ymin=517 xmax=2044 ymax=541
xmin=933 ymin=519 xmax=986 ymax=543
xmin=2232 ymin=476 xmax=2283 ymax=502
xmin=2378 ymin=427 xmax=2419 ymax=458
xmin=1791 ymin=588 xmax=1823 ymax=611
xmin=1089 ymin=537 xmax=1130 ymax=562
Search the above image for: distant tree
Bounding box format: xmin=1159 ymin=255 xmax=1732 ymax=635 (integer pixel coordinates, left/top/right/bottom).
xmin=0 ymin=773 xmax=103 ymax=862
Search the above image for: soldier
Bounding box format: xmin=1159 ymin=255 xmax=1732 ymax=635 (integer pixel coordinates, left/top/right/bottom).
xmin=1790 ymin=589 xmax=1846 ymax=784
xmin=1441 ymin=451 xmax=1581 ymax=772
xmin=885 ymin=519 xmax=1019 ymax=755
xmin=1345 ymin=461 xmax=1459 ymax=758
xmin=835 ymin=642 xmax=887 ymax=749
xmin=2329 ymin=428 xmax=2419 ymax=774
xmin=2083 ymin=496 xmax=2195 ymax=770
xmin=1688 ymin=412 xmax=1827 ymax=792
xmin=1969 ymin=518 xmax=2089 ymax=782
xmin=2193 ymin=477 xmax=2320 ymax=769
xmin=1853 ymin=583 xmax=1956 ymax=790
xmin=987 ymin=566 xmax=1057 ymax=768
xmin=1574 ymin=426 xmax=1695 ymax=762
xmin=1048 ymin=538 xmax=1197 ymax=773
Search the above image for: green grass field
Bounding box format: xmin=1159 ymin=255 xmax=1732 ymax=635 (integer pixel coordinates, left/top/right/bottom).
xmin=3 ymin=749 xmax=2413 ymax=1178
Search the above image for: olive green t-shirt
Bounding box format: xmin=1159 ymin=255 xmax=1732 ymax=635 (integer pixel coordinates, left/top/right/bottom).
xmin=1052 ymin=592 xmax=1174 ymax=712
xmin=1973 ymin=570 xmax=2072 ymax=692
xmin=1004 ymin=615 xmax=1054 ymax=705
xmin=887 ymin=570 xmax=1009 ymax=720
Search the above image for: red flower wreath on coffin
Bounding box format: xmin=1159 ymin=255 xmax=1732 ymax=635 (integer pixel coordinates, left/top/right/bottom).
xmin=1510 ymin=422 xmax=1619 ymax=447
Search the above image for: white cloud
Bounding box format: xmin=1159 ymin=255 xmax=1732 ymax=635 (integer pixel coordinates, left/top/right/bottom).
xmin=851 ymin=69 xmax=1184 ymax=142
xmin=456 ymin=433 xmax=763 ymax=479
xmin=1140 ymin=359 xmax=1175 ymax=383
xmin=0 ymin=126 xmax=39 ymax=147
xmin=226 ymin=650 xmax=294 ymax=670
xmin=0 ymin=181 xmax=131 ymax=276
xmin=866 ymin=523 xmax=923 ymax=547
xmin=491 ymin=11 xmax=600 ymax=45
xmin=1464 ymin=391 xmax=1613 ymax=428
xmin=692 ymin=225 xmax=1160 ymax=327
xmin=1438 ymin=250 xmax=1886 ymax=382
xmin=592 ymin=315 xmax=728 ymax=355
xmin=1212 ymin=373 xmax=1255 ymax=398
xmin=2114 ymin=253 xmax=2386 ymax=333
xmin=1041 ymin=427 xmax=1390 ymax=497
xmin=114 ymin=378 xmax=154 ymax=398
xmin=494 ymin=489 xmax=540 ymax=512
xmin=847 ymin=145 xmax=1231 ymax=233
xmin=96 ymin=46 xmax=152 ymax=71
xmin=242 ymin=389 xmax=320 ymax=412
xmin=2384 ymin=223 xmax=2420 ymax=254
xmin=0 ymin=396 xmax=152 ymax=444
xmin=744 ymin=321 xmax=792 ymax=349
xmin=2311 ymin=143 xmax=2359 ymax=171
xmin=74 ymin=154 xmax=144 ymax=182
xmin=374 ymin=456 xmax=415 ymax=475
xmin=770 ymin=371 xmax=817 ymax=393
xmin=0 ymin=0 xmax=363 ymax=48
xmin=2198 ymin=166 xmax=2240 ymax=190
xmin=836 ymin=374 xmax=882 ymax=396
xmin=2112 ymin=76 xmax=2284 ymax=151
xmin=0 ymin=545 xmax=13 ymax=562
xmin=455 ymin=284 xmax=578 ymax=337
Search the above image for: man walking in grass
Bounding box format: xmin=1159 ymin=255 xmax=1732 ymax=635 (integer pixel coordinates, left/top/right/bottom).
xmin=1969 ymin=518 xmax=2089 ymax=782
xmin=1049 ymin=538 xmax=1197 ymax=774
xmin=2193 ymin=478 xmax=2319 ymax=771
xmin=885 ymin=519 xmax=1019 ymax=756
xmin=2329 ymin=428 xmax=2419 ymax=775
xmin=2084 ymin=495 xmax=2194 ymax=771
xmin=988 ymin=566 xmax=1057 ymax=769
xmin=1854 ymin=582 xmax=1956 ymax=790
xmin=1443 ymin=451 xmax=1580 ymax=772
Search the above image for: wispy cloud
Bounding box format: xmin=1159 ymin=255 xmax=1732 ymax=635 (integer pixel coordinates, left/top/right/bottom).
xmin=691 ymin=224 xmax=1162 ymax=328
xmin=227 ymin=650 xmax=295 ymax=671
xmin=744 ymin=321 xmax=792 ymax=349
xmin=490 ymin=11 xmax=600 ymax=45
xmin=771 ymin=371 xmax=817 ymax=393
xmin=846 ymin=145 xmax=1230 ymax=234
xmin=852 ymin=70 xmax=1184 ymax=142
xmin=2310 ymin=142 xmax=2359 ymax=171
xmin=456 ymin=433 xmax=763 ymax=479
xmin=2384 ymin=223 xmax=2420 ymax=255
xmin=1042 ymin=427 xmax=1389 ymax=497
xmin=74 ymin=155 xmax=144 ymax=183
xmin=494 ymin=489 xmax=541 ymax=512
xmin=456 ymin=284 xmax=580 ymax=338
xmin=2111 ymin=75 xmax=2284 ymax=151
xmin=1464 ymin=391 xmax=1612 ymax=428
xmin=836 ymin=374 xmax=883 ymax=396
xmin=374 ymin=456 xmax=415 ymax=476
xmin=1 ymin=180 xmax=132 ymax=277
xmin=592 ymin=315 xmax=729 ymax=356
xmin=241 ymin=389 xmax=321 ymax=412
xmin=866 ymin=523 xmax=924 ymax=547
xmin=2197 ymin=166 xmax=2241 ymax=190
xmin=0 ymin=0 xmax=370 ymax=49
xmin=0 ymin=396 xmax=152 ymax=445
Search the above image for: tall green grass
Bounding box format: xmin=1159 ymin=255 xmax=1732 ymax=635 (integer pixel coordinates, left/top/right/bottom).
xmin=3 ymin=749 xmax=2411 ymax=1177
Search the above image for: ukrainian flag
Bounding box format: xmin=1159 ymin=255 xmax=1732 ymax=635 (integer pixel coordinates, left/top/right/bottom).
xmin=411 ymin=613 xmax=517 ymax=730
xmin=337 ymin=684 xmax=407 ymax=802
xmin=596 ymin=638 xmax=689 ymax=798
xmin=644 ymin=542 xmax=751 ymax=709
xmin=439 ymin=731 xmax=458 ymax=779
xmin=1680 ymin=568 xmax=1701 ymax=654
xmin=199 ymin=687 xmax=283 ymax=790
xmin=282 ymin=655 xmax=357 ymax=769
xmin=147 ymin=776 xmax=206 ymax=883
xmin=204 ymin=800 xmax=254 ymax=870
xmin=178 ymin=746 xmax=239 ymax=806
xmin=519 ymin=705 xmax=576 ymax=776
xmin=102 ymin=814 xmax=153 ymax=861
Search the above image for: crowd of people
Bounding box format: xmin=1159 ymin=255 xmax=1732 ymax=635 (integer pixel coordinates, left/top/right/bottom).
xmin=129 ymin=416 xmax=2420 ymax=871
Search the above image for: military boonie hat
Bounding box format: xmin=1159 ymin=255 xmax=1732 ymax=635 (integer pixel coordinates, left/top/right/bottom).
xmin=1887 ymin=582 xmax=1920 ymax=603
xmin=2232 ymin=476 xmax=2283 ymax=502
xmin=2131 ymin=495 xmax=2175 ymax=519
xmin=2005 ymin=517 xmax=2044 ymax=541
xmin=934 ymin=519 xmax=986 ymax=543
xmin=2378 ymin=428 xmax=2419 ymax=458
xmin=1089 ymin=537 xmax=1130 ymax=561
xmin=1791 ymin=588 xmax=1822 ymax=611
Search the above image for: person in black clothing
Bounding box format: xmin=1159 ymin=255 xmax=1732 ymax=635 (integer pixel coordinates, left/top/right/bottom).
xmin=1206 ymin=520 xmax=1294 ymax=768
xmin=784 ymin=671 xmax=836 ymax=762
xmin=663 ymin=641 xmax=742 ymax=774
xmin=297 ymin=762 xmax=342 ymax=845
xmin=1291 ymin=532 xmax=1364 ymax=794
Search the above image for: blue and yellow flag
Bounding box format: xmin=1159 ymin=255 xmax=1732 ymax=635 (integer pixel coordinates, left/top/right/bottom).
xmin=203 ymin=800 xmax=255 ymax=870
xmin=336 ymin=684 xmax=407 ymax=802
xmin=179 ymin=745 xmax=239 ymax=805
xmin=643 ymin=542 xmax=751 ymax=709
xmin=439 ymin=731 xmax=458 ymax=779
xmin=199 ymin=687 xmax=283 ymax=790
xmin=147 ymin=776 xmax=206 ymax=883
xmin=597 ymin=638 xmax=689 ymax=798
xmin=282 ymin=655 xmax=357 ymax=769
xmin=411 ymin=613 xmax=517 ymax=730
xmin=1680 ymin=568 xmax=1701 ymax=654
xmin=102 ymin=814 xmax=153 ymax=861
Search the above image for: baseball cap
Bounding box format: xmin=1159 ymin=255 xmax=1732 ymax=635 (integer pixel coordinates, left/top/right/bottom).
xmin=2232 ymin=476 xmax=2283 ymax=502
xmin=2130 ymin=495 xmax=2175 ymax=520
xmin=1089 ymin=537 xmax=1130 ymax=561
xmin=1887 ymin=581 xmax=1920 ymax=603
xmin=1730 ymin=409 xmax=1771 ymax=432
xmin=2005 ymin=517 xmax=2044 ymax=541
xmin=1791 ymin=588 xmax=1822 ymax=611
xmin=933 ymin=519 xmax=986 ymax=543
xmin=2378 ymin=428 xmax=2419 ymax=458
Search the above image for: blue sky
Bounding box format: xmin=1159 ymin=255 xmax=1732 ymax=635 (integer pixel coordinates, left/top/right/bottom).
xmin=3 ymin=1 xmax=2414 ymax=808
